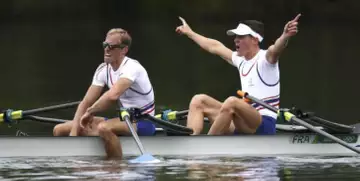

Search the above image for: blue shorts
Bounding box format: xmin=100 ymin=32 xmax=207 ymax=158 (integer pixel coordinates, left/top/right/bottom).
xmin=136 ymin=120 xmax=156 ymax=136
xmin=104 ymin=118 xmax=156 ymax=136
xmin=234 ymin=115 xmax=276 ymax=135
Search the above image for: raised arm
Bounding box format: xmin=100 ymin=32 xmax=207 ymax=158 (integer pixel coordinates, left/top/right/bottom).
xmin=176 ymin=17 xmax=233 ymax=64
xmin=69 ymin=85 xmax=103 ymax=136
xmin=266 ymin=14 xmax=301 ymax=64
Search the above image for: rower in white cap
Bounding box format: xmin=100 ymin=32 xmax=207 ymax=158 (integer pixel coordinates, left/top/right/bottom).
xmin=176 ymin=14 xmax=301 ymax=135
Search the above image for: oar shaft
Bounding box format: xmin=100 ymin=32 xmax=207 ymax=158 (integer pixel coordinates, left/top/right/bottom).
xmin=176 ymin=110 xmax=189 ymax=117
xmin=120 ymin=110 xmax=145 ymax=155
xmin=292 ymin=116 xmax=360 ymax=154
xmin=25 ymin=115 xmax=67 ymax=124
xmin=22 ymin=101 xmax=80 ymax=115
xmin=237 ymin=90 xmax=360 ymax=154
xmin=240 ymin=92 xmax=278 ymax=113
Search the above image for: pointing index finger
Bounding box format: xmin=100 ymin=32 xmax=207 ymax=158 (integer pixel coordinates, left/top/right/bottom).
xmin=292 ymin=14 xmax=301 ymax=22
xmin=178 ymin=16 xmax=187 ymax=25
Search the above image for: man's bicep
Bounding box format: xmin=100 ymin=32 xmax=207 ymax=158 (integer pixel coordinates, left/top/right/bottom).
xmin=92 ymin=63 xmax=107 ymax=86
xmin=265 ymin=45 xmax=275 ymax=64
xmin=119 ymin=62 xmax=141 ymax=82
xmin=209 ymin=40 xmax=233 ymax=64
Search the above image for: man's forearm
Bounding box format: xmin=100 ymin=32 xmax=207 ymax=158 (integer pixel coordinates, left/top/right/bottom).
xmin=187 ymin=31 xmax=219 ymax=54
xmin=272 ymin=34 xmax=290 ymax=55
xmin=69 ymin=101 xmax=90 ymax=136
xmin=86 ymin=92 xmax=116 ymax=115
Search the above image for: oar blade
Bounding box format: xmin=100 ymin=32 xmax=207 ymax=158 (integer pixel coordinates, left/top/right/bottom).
xmin=128 ymin=153 xmax=161 ymax=164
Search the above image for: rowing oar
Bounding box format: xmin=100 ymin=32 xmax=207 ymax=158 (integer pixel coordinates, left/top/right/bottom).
xmin=155 ymin=110 xmax=188 ymax=121
xmin=155 ymin=109 xmax=210 ymax=123
xmin=25 ymin=115 xmax=67 ymax=124
xmin=119 ymin=108 xmax=161 ymax=163
xmin=236 ymin=90 xmax=360 ymax=154
xmin=142 ymin=113 xmax=193 ymax=134
xmin=0 ymin=101 xmax=80 ymax=124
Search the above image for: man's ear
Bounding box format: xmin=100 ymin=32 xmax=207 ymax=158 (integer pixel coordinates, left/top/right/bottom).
xmin=252 ymin=37 xmax=260 ymax=45
xmin=122 ymin=46 xmax=129 ymax=54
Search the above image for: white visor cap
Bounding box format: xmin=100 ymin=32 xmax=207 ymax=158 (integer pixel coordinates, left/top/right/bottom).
xmin=226 ymin=23 xmax=263 ymax=42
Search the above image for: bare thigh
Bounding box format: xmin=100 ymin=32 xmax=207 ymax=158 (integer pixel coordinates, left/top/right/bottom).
xmin=198 ymin=95 xmax=223 ymax=124
xmin=229 ymin=97 xmax=262 ymax=134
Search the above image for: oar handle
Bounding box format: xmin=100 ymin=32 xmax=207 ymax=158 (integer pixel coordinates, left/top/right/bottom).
xmin=236 ymin=90 xmax=278 ymax=113
xmin=155 ymin=110 xmax=188 ymax=121
xmin=236 ymin=90 xmax=247 ymax=98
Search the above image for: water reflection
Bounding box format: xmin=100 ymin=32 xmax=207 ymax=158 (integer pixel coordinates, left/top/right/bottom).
xmin=1 ymin=156 xmax=360 ymax=180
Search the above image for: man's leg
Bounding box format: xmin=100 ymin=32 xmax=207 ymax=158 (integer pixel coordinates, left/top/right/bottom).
xmin=208 ymin=96 xmax=262 ymax=135
xmin=186 ymin=94 xmax=223 ymax=135
xmin=96 ymin=117 xmax=136 ymax=159
xmin=53 ymin=118 xmax=104 ymax=136
xmin=53 ymin=121 xmax=73 ymax=136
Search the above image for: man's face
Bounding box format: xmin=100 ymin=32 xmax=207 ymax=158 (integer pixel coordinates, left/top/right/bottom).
xmin=103 ymin=34 xmax=125 ymax=63
xmin=234 ymin=35 xmax=256 ymax=56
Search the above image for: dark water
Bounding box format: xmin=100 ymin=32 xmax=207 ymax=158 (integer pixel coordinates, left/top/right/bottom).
xmin=1 ymin=156 xmax=360 ymax=181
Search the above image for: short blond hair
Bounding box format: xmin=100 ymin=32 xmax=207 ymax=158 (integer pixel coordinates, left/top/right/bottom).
xmin=107 ymin=28 xmax=132 ymax=48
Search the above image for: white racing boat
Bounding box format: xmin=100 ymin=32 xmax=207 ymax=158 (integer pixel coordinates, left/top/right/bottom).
xmin=1 ymin=94 xmax=360 ymax=158
xmin=1 ymin=124 xmax=360 ymax=157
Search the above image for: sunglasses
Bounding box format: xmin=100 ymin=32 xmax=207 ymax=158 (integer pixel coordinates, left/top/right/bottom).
xmin=102 ymin=42 xmax=126 ymax=50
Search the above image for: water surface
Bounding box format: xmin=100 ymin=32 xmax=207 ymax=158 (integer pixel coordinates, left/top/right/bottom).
xmin=1 ymin=156 xmax=360 ymax=180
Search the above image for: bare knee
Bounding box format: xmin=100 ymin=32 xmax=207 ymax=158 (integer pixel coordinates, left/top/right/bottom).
xmin=220 ymin=96 xmax=240 ymax=114
xmin=53 ymin=124 xmax=67 ymax=136
xmin=189 ymin=94 xmax=211 ymax=110
xmin=53 ymin=124 xmax=60 ymax=136
xmin=97 ymin=122 xmax=112 ymax=135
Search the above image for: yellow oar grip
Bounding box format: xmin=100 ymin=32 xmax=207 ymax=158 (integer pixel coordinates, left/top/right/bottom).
xmin=0 ymin=113 xmax=3 ymax=123
xmin=0 ymin=110 xmax=23 ymax=123
xmin=120 ymin=110 xmax=130 ymax=119
xmin=277 ymin=110 xmax=294 ymax=122
xmin=155 ymin=111 xmax=177 ymax=120
xmin=167 ymin=111 xmax=177 ymax=120
xmin=11 ymin=110 xmax=23 ymax=120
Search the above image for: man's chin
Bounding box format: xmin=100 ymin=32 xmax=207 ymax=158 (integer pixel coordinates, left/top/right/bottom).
xmin=104 ymin=58 xmax=112 ymax=63
xmin=236 ymin=51 xmax=243 ymax=57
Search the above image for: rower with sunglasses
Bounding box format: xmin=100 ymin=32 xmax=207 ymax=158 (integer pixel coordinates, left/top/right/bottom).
xmin=53 ymin=28 xmax=156 ymax=159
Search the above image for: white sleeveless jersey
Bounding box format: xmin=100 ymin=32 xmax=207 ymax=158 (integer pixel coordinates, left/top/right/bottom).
xmin=232 ymin=49 xmax=280 ymax=119
xmin=92 ymin=57 xmax=155 ymax=116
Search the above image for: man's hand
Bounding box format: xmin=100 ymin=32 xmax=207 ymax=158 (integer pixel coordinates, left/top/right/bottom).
xmin=283 ymin=14 xmax=301 ymax=38
xmin=176 ymin=17 xmax=193 ymax=36
xmin=80 ymin=111 xmax=94 ymax=129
